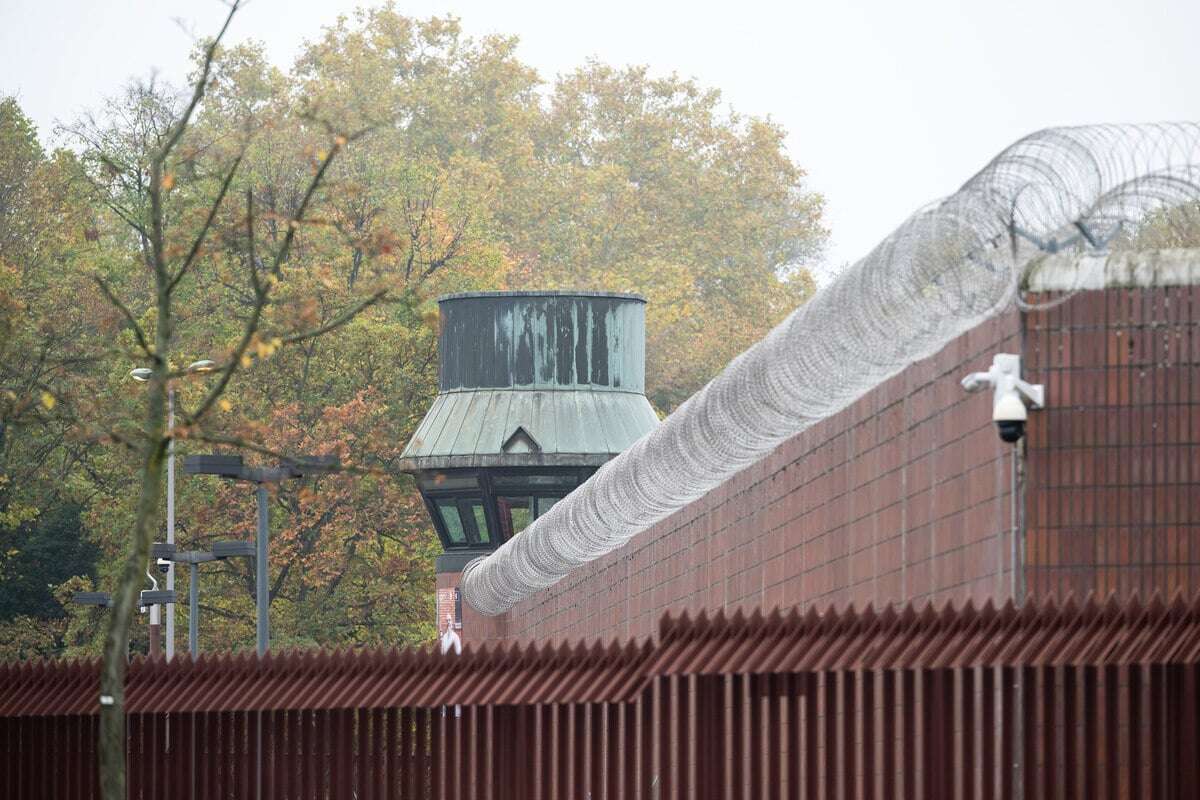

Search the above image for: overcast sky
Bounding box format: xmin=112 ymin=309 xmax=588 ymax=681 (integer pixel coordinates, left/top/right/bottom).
xmin=2 ymin=0 xmax=1197 ymax=268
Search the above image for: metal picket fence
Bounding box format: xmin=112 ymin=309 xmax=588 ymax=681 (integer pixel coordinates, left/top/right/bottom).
xmin=3 ymin=594 xmax=1199 ymax=798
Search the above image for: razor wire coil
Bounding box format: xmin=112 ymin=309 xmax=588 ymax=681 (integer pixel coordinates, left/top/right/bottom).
xmin=461 ymin=123 xmax=1200 ymax=616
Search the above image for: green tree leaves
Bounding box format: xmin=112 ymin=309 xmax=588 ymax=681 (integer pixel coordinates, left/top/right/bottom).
xmin=0 ymin=5 xmax=826 ymax=661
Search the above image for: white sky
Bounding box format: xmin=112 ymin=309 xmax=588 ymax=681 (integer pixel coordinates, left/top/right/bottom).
xmin=2 ymin=0 xmax=1197 ymax=268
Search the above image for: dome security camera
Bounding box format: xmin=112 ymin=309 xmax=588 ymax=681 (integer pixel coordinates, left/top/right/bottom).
xmin=960 ymin=354 xmax=1044 ymax=443
xmin=993 ymin=390 xmax=1027 ymax=443
xmin=155 ymin=557 xmax=172 ymax=575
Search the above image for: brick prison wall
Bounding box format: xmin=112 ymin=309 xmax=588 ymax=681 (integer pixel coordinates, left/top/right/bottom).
xmin=465 ymin=280 xmax=1200 ymax=646
xmin=1022 ymin=283 xmax=1200 ymax=599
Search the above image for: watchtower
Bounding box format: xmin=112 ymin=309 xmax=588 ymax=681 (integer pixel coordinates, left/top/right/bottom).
xmin=399 ymin=291 xmax=659 ymax=640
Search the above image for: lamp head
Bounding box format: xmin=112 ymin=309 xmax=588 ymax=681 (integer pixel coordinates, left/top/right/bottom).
xmin=184 ymin=454 xmax=246 ymax=479
xmin=212 ymin=540 xmax=256 ymax=559
xmin=72 ymin=592 xmax=113 ymax=608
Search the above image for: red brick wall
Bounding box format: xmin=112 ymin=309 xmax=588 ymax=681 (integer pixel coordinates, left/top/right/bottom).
xmin=1023 ymin=285 xmax=1200 ymax=599
xmin=464 ymin=284 xmax=1200 ymax=646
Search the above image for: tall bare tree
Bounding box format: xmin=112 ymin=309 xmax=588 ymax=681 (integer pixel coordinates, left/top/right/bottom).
xmin=82 ymin=5 xmax=389 ymax=795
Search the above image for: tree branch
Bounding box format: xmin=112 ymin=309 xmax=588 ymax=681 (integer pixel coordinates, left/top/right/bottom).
xmin=92 ymin=276 xmax=153 ymax=358
xmin=280 ymin=288 xmax=391 ymax=346
xmin=167 ymin=149 xmax=245 ymax=293
xmin=185 ymin=131 xmax=367 ymax=426
xmin=184 ymin=431 xmax=382 ymax=478
xmin=152 ymin=2 xmax=241 ymax=172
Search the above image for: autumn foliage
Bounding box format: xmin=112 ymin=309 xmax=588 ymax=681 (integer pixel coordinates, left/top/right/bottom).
xmin=0 ymin=6 xmax=825 ymax=660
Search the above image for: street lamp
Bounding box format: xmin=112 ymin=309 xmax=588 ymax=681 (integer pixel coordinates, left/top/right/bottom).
xmin=183 ymin=453 xmax=337 ymax=656
xmin=72 ymin=592 xmax=113 ymax=608
xmin=72 ymin=586 xmax=176 ymax=658
xmin=130 ymin=358 xmax=215 ymax=661
xmin=158 ymin=540 xmax=255 ymax=657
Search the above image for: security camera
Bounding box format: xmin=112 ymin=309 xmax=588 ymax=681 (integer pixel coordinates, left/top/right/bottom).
xmin=155 ymin=557 xmax=171 ymax=575
xmin=993 ymin=391 xmax=1028 ymax=443
xmin=960 ymin=353 xmax=1044 ymax=443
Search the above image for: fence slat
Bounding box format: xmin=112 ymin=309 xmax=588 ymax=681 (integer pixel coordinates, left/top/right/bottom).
xmin=4 ymin=596 xmax=1200 ymax=798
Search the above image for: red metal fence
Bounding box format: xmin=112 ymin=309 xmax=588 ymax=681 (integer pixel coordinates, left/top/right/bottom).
xmin=3 ymin=594 xmax=1200 ymax=798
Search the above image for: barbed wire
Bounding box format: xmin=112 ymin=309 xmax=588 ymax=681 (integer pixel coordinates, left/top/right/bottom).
xmin=461 ymin=123 xmax=1200 ymax=616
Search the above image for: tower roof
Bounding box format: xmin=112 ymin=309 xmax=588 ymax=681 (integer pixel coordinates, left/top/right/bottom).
xmin=400 ymin=291 xmax=658 ymax=470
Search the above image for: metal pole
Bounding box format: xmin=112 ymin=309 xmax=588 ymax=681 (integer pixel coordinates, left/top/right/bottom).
xmin=1010 ymin=445 xmax=1018 ymax=603
xmin=166 ymin=386 xmax=176 ymax=660
xmin=149 ymin=603 xmax=162 ymax=659
xmin=254 ymin=485 xmax=271 ymax=800
xmin=189 ymin=562 xmax=199 ymax=658
xmin=256 ymin=484 xmax=269 ymax=656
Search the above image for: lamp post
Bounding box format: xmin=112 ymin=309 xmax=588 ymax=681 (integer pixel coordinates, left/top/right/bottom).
xmin=161 ymin=540 xmax=255 ymax=657
xmin=144 ymin=568 xmax=163 ymax=659
xmin=73 ymin=587 xmax=176 ymax=659
xmin=130 ymin=358 xmax=215 ymax=661
xmin=183 ymin=453 xmax=336 ymax=656
xmin=179 ymin=450 xmax=325 ymax=800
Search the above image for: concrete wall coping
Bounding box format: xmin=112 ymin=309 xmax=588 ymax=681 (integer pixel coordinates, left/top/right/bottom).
xmin=1025 ymin=247 xmax=1200 ymax=292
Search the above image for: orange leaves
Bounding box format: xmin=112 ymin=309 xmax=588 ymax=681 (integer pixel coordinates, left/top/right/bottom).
xmin=315 ymin=265 xmax=339 ymax=290
xmin=367 ymin=228 xmax=402 ymax=258
xmin=296 ymin=297 xmax=321 ymax=328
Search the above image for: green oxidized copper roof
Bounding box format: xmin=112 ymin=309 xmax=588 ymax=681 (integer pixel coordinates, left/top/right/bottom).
xmin=399 ymin=292 xmax=658 ymax=470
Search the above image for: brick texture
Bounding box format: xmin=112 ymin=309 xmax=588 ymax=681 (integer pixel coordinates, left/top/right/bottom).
xmin=1023 ymin=285 xmax=1200 ymax=599
xmin=463 ymin=285 xmax=1200 ymax=646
